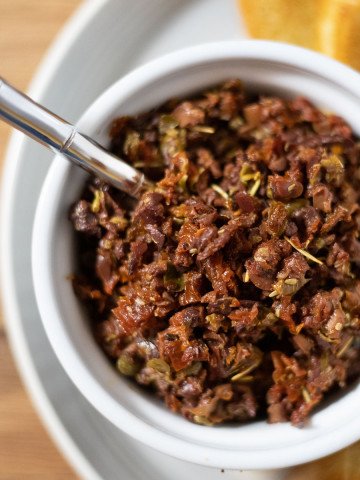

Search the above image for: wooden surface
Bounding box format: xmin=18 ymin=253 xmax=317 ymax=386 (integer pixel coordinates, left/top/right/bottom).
xmin=0 ymin=2 xmax=81 ymax=478
xmin=0 ymin=1 xmax=360 ymax=479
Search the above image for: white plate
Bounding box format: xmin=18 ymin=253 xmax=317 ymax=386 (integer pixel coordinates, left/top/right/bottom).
xmin=1 ymin=1 xmax=289 ymax=479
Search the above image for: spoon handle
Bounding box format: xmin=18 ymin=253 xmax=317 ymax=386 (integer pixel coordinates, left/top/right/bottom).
xmin=0 ymin=78 xmax=147 ymax=197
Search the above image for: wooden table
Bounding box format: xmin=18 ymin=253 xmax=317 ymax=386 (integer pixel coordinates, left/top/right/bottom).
xmin=0 ymin=1 xmax=359 ymax=479
xmin=0 ymin=2 xmax=81 ymax=478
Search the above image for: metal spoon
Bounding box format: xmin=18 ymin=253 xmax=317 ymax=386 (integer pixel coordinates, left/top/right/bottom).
xmin=0 ymin=77 xmax=149 ymax=198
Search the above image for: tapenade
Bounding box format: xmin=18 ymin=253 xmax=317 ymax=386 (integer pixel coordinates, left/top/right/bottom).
xmin=71 ymin=80 xmax=360 ymax=426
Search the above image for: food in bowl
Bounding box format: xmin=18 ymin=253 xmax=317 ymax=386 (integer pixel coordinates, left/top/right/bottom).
xmin=70 ymin=79 xmax=360 ymax=427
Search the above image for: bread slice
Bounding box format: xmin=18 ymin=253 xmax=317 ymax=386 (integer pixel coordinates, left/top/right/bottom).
xmin=319 ymin=0 xmax=360 ymax=71
xmin=238 ymin=0 xmax=323 ymax=49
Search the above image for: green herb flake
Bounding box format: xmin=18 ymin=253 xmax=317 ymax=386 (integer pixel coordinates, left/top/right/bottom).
xmin=179 ymin=362 xmax=202 ymax=377
xmin=178 ymin=174 xmax=188 ymax=192
xmin=229 ymin=116 xmax=244 ymax=130
xmin=302 ymin=387 xmax=311 ymax=404
xmin=193 ymin=415 xmax=213 ymax=426
xmin=320 ymin=154 xmax=344 ymax=184
xmin=231 ymin=360 xmax=260 ymax=382
xmin=160 ymin=127 xmax=186 ymax=159
xmin=192 ymin=125 xmax=215 ymax=134
xmin=147 ymin=358 xmax=171 ymax=375
xmin=91 ymin=190 xmax=103 ymax=213
xmin=158 ymin=115 xmax=179 ymax=134
xmin=284 ymin=199 xmax=308 ymax=215
xmin=230 ymin=351 xmax=263 ymax=382
xmin=240 ymin=164 xmax=257 ymax=184
xmin=211 ymin=184 xmax=229 ymax=200
xmin=109 ymin=216 xmax=128 ymax=229
xmin=336 ymin=336 xmax=354 ymax=358
xmin=248 ymin=173 xmax=261 ymax=196
xmin=116 ymin=354 xmax=141 ymax=377
xmin=123 ymin=130 xmax=140 ymax=157
xmin=285 ymin=237 xmax=323 ymax=265
xmin=288 ymin=183 xmax=296 ymax=192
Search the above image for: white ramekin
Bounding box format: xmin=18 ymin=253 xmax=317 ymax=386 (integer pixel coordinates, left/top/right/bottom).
xmin=32 ymin=40 xmax=360 ymax=470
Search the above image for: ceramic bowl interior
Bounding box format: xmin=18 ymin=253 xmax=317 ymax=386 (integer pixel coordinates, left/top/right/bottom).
xmin=32 ymin=40 xmax=360 ymax=470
